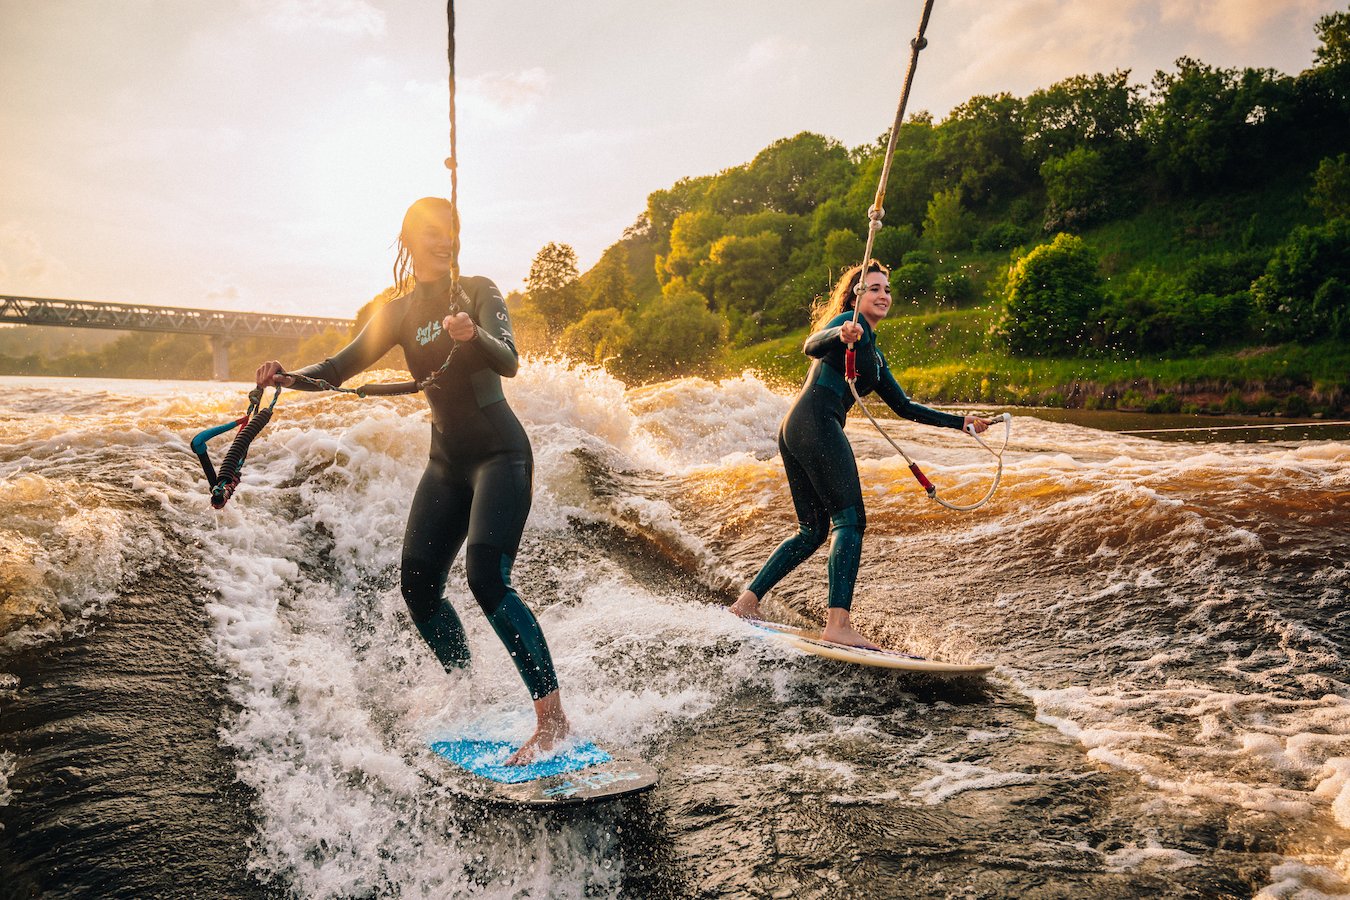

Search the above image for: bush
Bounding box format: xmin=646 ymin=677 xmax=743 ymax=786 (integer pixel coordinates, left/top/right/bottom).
xmin=892 ymin=262 xmax=934 ymax=301
xmin=1183 ymin=249 xmax=1269 ymax=296
xmin=1251 ymin=217 xmax=1350 ymax=341
xmin=999 ymin=233 xmax=1105 ymax=356
xmin=1145 ymin=393 xmax=1182 ymax=413
xmin=972 ymin=221 xmax=1026 ymax=252
xmin=1283 ymin=393 xmax=1311 ymax=417
xmin=1098 ymin=269 xmax=1252 ymax=355
xmin=558 ymin=308 xmax=631 ymax=365
xmin=934 ymin=271 xmax=976 ymax=305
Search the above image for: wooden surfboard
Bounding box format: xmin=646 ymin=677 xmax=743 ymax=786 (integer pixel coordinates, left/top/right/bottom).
xmin=747 ymin=619 xmax=994 ymax=675
xmin=429 ymin=738 xmax=658 ymax=807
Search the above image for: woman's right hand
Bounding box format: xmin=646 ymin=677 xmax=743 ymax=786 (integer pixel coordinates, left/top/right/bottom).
xmin=255 ymin=360 xmax=295 ymax=389
xmin=839 ymin=321 xmax=864 ymax=344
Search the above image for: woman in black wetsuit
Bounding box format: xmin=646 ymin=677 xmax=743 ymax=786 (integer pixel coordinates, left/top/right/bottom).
xmin=255 ymin=197 xmax=566 ymax=765
xmin=729 ymin=260 xmax=992 ymax=648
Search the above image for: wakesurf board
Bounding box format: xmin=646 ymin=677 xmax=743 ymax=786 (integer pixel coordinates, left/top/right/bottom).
xmin=429 ymin=738 xmax=658 ymax=807
xmin=747 ymin=619 xmax=994 ymax=675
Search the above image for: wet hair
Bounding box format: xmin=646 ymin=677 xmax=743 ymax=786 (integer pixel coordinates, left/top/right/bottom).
xmin=810 ymin=260 xmax=889 ymax=332
xmin=392 ymin=197 xmax=459 ymax=296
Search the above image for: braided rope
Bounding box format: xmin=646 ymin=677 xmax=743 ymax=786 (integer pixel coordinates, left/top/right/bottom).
xmin=838 ymin=0 xmax=1009 ymax=512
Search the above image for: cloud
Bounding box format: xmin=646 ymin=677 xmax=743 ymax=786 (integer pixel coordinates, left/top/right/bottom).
xmin=452 ymin=68 xmax=552 ymax=128
xmin=1159 ymin=0 xmax=1325 ymax=46
xmin=945 ymin=0 xmax=1149 ymax=100
xmin=243 ymin=0 xmax=386 ymax=37
xmin=732 ymin=36 xmax=809 ymax=78
xmin=0 ymin=223 xmax=73 ymax=292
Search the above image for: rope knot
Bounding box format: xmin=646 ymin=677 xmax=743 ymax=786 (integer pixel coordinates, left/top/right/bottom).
xmin=911 ymin=36 xmax=928 ymax=51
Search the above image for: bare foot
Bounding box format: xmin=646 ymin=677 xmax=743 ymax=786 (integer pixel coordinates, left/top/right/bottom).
xmin=505 ymin=690 xmax=569 ymax=766
xmin=728 ymin=589 xmax=760 ymax=619
xmin=821 ymin=608 xmax=882 ymax=650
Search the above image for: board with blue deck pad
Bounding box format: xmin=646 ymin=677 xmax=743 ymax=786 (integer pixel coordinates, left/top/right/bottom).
xmin=748 ymin=619 xmax=994 ymax=675
xmin=429 ymin=738 xmax=658 ymax=807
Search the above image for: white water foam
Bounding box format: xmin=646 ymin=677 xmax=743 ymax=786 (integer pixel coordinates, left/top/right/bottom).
xmin=160 ymin=366 xmax=813 ymax=895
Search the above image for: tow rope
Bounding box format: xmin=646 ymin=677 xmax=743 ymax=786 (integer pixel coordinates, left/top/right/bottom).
xmin=841 ymin=0 xmax=1009 ymax=512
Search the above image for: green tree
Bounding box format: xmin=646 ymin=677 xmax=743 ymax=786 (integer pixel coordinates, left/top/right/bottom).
xmin=1315 ymin=9 xmax=1350 ymax=67
xmin=525 ymin=242 xmax=583 ymax=339
xmin=810 ymin=198 xmax=861 ymax=242
xmin=922 ymin=188 xmax=973 ymax=251
xmin=1310 ymin=154 xmax=1350 ymax=220
xmin=822 ymin=228 xmax=865 ymax=273
xmin=847 ymin=115 xmax=939 ymax=229
xmin=1142 ymin=58 xmax=1291 ymax=190
xmin=999 ymin=233 xmax=1105 ymax=355
xmin=559 ymin=307 xmax=632 ymax=365
xmin=728 ymin=211 xmax=810 ymax=254
xmin=739 ymin=132 xmax=854 ymax=216
xmin=1022 ymin=71 xmax=1142 ymax=164
xmin=645 ymin=174 xmax=714 ymax=251
xmin=1040 ymin=147 xmax=1115 ymax=231
xmin=586 ymin=245 xmax=636 ymax=312
xmin=934 ymin=93 xmax=1029 ymax=205
xmin=703 ymin=231 xmax=784 ymax=342
xmin=662 ymin=210 xmax=726 ymax=282
xmin=623 ymin=285 xmax=726 ymax=380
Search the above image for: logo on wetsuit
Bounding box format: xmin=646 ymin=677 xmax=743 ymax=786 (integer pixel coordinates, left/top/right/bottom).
xmin=416 ymin=319 xmax=443 ymax=346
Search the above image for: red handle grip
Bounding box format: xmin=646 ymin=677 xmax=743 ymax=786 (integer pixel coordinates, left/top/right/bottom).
xmin=908 ymin=462 xmax=936 ymax=498
xmin=844 ymin=348 xmax=857 ymax=381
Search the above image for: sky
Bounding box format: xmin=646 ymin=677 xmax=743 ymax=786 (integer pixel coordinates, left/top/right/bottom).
xmin=0 ymin=0 xmax=1341 ymax=319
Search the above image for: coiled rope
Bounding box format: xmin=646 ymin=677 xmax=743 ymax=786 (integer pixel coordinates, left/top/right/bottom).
xmin=842 ymin=0 xmax=1009 ymax=512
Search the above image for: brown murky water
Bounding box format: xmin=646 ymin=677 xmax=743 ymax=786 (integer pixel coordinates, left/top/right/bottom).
xmin=2 ymin=371 xmax=1347 ymax=898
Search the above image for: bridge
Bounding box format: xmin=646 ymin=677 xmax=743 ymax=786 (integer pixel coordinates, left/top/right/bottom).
xmin=0 ymin=295 xmax=354 ymax=380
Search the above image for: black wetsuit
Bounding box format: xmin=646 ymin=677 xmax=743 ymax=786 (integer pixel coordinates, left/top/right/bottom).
xmin=747 ymin=312 xmax=964 ymax=611
xmin=293 ymin=272 xmax=558 ymax=699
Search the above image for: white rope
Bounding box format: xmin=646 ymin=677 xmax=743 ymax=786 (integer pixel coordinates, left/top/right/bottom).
xmin=834 ymin=0 xmax=1009 ymax=512
xmin=851 ymin=391 xmax=1012 ymax=511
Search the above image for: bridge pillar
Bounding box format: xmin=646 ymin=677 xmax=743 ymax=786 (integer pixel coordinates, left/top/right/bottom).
xmin=209 ymin=335 xmax=231 ymax=381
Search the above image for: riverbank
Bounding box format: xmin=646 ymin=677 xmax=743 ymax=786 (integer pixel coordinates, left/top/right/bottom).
xmin=728 ymin=310 xmax=1350 ymax=418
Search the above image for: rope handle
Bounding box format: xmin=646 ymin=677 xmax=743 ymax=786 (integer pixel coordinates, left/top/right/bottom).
xmin=190 ymin=386 xmax=281 ymax=509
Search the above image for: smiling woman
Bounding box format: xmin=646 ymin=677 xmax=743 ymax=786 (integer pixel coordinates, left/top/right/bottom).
xmin=252 ymin=194 xmax=573 ymax=766
xmin=728 ymin=260 xmax=994 ymax=646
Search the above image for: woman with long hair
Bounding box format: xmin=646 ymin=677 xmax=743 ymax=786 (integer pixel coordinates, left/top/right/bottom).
xmin=255 ymin=197 xmax=567 ymax=764
xmin=729 ymin=260 xmax=992 ymax=647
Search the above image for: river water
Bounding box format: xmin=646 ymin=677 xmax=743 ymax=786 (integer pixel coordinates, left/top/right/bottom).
xmin=1 ymin=368 xmax=1346 ymax=899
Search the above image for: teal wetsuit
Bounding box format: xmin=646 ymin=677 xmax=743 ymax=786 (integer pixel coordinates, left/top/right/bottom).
xmin=293 ymin=272 xmax=558 ymax=699
xmin=747 ymin=312 xmax=964 ymax=611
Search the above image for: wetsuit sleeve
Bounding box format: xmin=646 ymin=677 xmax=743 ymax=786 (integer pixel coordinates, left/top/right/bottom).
xmin=874 ymin=351 xmax=965 ymax=429
xmin=289 ymin=299 xmax=402 ymax=390
xmin=803 ymin=325 xmax=843 ymax=358
xmin=803 ymin=313 xmax=865 ymax=358
xmin=467 ymin=279 xmax=519 ymax=378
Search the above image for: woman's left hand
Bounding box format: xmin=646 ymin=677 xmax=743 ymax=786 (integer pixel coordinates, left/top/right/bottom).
xmin=964 ymin=415 xmax=993 ymax=434
xmin=442 ymin=312 xmax=477 ymax=341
